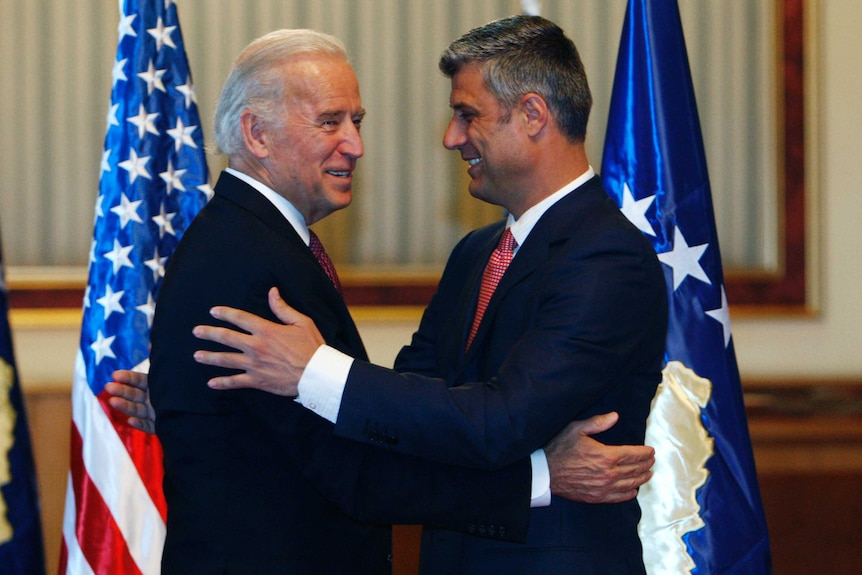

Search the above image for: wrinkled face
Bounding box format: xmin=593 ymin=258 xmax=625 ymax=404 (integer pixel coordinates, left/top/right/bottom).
xmin=443 ymin=63 xmax=529 ymax=212
xmin=262 ymin=55 xmax=365 ymax=225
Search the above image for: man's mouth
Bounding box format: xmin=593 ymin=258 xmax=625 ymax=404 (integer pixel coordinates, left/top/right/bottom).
xmin=468 ymin=158 xmax=483 ymax=166
xmin=326 ymin=170 xmax=351 ymax=178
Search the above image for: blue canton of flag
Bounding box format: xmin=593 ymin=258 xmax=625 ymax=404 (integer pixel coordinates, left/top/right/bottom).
xmin=0 ymin=234 xmax=46 ymax=575
xmin=61 ymin=1 xmax=211 ymax=573
xmin=601 ymin=1 xmax=772 ymax=574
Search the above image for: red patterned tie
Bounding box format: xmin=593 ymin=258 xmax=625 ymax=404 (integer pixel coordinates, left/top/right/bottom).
xmin=308 ymin=230 xmax=343 ymax=294
xmin=466 ymin=228 xmax=517 ymax=350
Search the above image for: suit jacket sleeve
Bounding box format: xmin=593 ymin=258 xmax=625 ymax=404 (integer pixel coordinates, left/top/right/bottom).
xmin=333 ymin=184 xmax=668 ymax=470
xmin=237 ymin=239 xmax=533 ymax=541
xmin=241 ymin=391 xmax=532 ymax=541
xmin=240 ymin=273 xmax=533 ymax=540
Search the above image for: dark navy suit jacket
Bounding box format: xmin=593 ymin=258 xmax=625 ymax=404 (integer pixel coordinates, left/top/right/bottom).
xmin=149 ymin=172 xmax=532 ymax=575
xmin=334 ymin=176 xmax=669 ymax=574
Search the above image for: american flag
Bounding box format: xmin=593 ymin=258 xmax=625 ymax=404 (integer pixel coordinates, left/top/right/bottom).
xmin=601 ymin=0 xmax=772 ymax=573
xmin=0 ymin=232 xmax=46 ymax=574
xmin=60 ymin=1 xmax=210 ymax=573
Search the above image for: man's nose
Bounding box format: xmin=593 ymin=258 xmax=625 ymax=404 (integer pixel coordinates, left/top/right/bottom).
xmin=442 ymin=117 xmax=466 ymax=150
xmin=342 ymin=123 xmax=364 ymax=158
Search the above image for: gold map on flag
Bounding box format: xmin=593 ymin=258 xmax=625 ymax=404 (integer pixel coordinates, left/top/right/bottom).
xmin=0 ymin=357 xmax=15 ymax=544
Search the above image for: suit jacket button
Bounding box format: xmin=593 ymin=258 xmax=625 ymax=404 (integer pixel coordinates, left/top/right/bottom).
xmin=468 ymin=524 xmax=476 ymax=534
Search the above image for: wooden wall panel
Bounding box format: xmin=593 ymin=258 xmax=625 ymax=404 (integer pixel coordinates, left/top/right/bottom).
xmin=24 ymin=388 xmax=71 ymax=575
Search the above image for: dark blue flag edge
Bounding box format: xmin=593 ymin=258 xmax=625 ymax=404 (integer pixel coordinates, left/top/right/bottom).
xmin=601 ymin=1 xmax=772 ymax=573
xmin=0 ymin=234 xmax=46 ymax=574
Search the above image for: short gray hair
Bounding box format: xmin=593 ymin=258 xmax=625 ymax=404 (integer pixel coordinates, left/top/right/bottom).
xmin=439 ymin=15 xmax=592 ymax=143
xmin=213 ymin=29 xmax=348 ymax=155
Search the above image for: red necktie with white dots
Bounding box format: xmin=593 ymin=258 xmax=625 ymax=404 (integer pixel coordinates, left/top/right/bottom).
xmin=308 ymin=230 xmax=342 ymax=294
xmin=466 ymin=228 xmax=517 ymax=350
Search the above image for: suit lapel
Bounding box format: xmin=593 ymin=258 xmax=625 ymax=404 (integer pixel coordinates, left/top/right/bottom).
xmin=462 ymin=231 xmax=543 ymax=363
xmin=215 ymin=172 xmax=304 ymax=247
xmin=215 ymin=172 xmax=345 ymax=296
xmin=459 ymin=232 xmax=498 ymax=347
xmin=213 ymin=172 xmax=367 ymax=360
xmin=461 ymin=177 xmax=603 ymax=359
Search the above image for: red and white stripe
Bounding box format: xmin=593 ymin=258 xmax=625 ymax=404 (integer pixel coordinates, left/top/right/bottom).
xmin=60 ymin=352 xmax=166 ymax=574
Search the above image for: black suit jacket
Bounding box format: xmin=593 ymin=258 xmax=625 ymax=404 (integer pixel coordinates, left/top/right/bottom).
xmin=333 ymin=176 xmax=668 ymax=574
xmin=149 ymin=172 xmax=532 ymax=575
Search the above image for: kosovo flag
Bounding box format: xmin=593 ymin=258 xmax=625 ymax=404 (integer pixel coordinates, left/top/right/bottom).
xmin=601 ymin=1 xmax=772 ymax=573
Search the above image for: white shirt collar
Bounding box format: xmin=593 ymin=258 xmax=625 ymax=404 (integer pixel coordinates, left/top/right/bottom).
xmin=507 ymin=166 xmax=595 ymax=250
xmin=225 ymin=168 xmax=311 ymax=245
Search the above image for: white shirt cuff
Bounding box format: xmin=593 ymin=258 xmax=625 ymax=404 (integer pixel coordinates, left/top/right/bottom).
xmin=296 ymin=345 xmax=353 ymax=424
xmin=299 ymin=346 xmax=551 ymax=510
xmin=530 ymin=449 xmax=551 ymax=507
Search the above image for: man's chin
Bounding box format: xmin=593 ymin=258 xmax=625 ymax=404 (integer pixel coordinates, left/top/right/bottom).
xmin=331 ymin=191 xmax=353 ymax=211
xmin=308 ymin=193 xmax=352 ymax=224
xmin=467 ymin=183 xmax=492 ymax=204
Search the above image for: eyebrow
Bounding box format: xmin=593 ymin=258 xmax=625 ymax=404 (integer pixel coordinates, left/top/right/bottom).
xmin=318 ymin=109 xmax=367 ymax=121
xmin=450 ymin=102 xmax=476 ymax=113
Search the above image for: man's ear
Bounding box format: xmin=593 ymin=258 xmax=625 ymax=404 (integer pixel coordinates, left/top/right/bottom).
xmin=240 ymin=109 xmax=269 ymax=159
xmin=520 ymin=93 xmax=549 ymax=138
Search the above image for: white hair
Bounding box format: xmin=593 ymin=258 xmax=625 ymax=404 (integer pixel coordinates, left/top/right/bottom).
xmin=213 ymin=29 xmax=348 ymax=156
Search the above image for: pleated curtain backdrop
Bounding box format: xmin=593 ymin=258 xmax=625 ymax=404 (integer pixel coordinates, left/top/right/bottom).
xmin=0 ymin=0 xmax=777 ymax=272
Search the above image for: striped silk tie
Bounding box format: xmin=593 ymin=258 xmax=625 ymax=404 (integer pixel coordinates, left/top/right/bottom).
xmin=308 ymin=229 xmax=343 ymax=294
xmin=466 ymin=228 xmax=517 ymax=350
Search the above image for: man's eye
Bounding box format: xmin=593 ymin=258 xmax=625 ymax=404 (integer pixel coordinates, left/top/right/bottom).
xmin=353 ymin=118 xmax=363 ymax=131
